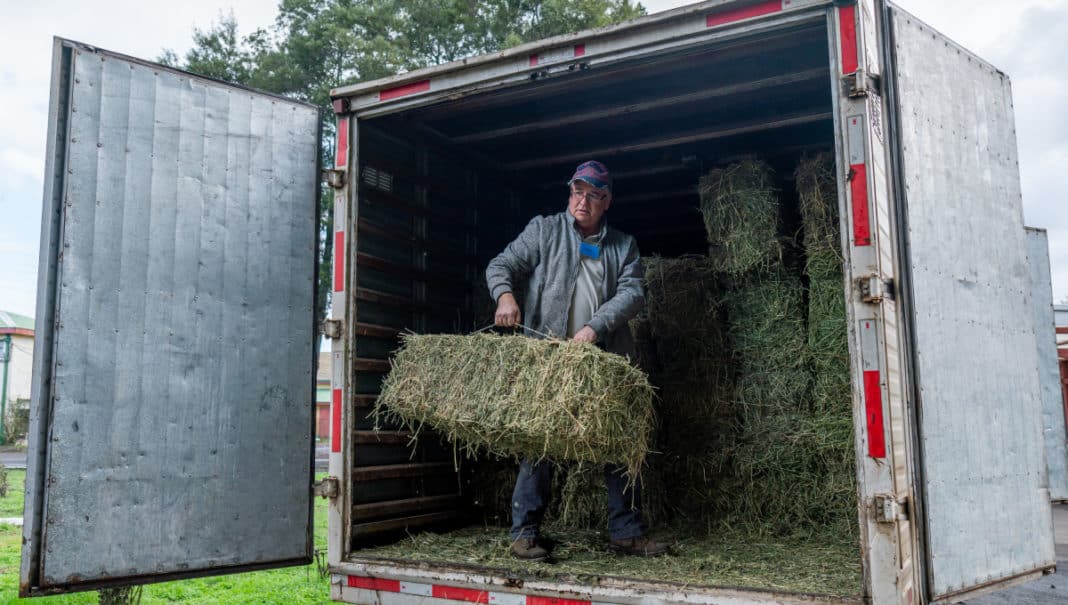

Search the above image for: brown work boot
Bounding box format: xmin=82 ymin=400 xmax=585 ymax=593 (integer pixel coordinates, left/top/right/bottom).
xmin=509 ymin=537 xmax=550 ymax=561
xmin=609 ymin=535 xmax=669 ymax=557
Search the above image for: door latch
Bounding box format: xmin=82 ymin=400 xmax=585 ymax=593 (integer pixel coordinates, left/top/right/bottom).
xmin=858 ymin=275 xmax=894 ymax=303
xmin=321 ymin=319 xmax=344 ymax=339
xmin=323 ymin=169 xmax=346 ymax=189
xmin=873 ymin=494 xmax=908 ymax=523
xmin=842 ymin=69 xmax=882 ymax=98
xmin=312 ymin=476 xmax=339 ymax=499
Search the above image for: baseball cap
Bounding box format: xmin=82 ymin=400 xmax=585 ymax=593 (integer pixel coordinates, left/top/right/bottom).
xmin=568 ymin=160 xmax=612 ymax=191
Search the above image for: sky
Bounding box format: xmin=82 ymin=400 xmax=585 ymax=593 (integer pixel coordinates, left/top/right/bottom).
xmin=1 ymin=0 xmax=1066 ymax=321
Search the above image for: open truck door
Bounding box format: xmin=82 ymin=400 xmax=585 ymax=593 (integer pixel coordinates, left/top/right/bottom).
xmin=882 ymin=4 xmax=1056 ymax=603
xmin=20 ymin=39 xmax=321 ymax=596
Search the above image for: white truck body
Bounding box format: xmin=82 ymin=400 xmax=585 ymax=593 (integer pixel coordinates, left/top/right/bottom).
xmin=22 ymin=1 xmax=1056 ymax=604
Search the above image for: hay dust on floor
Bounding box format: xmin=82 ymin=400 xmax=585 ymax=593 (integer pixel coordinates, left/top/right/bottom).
xmin=353 ymin=523 xmax=861 ymax=597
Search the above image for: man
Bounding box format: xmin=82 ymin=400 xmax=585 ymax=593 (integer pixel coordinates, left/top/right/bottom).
xmin=485 ymin=160 xmax=668 ymax=561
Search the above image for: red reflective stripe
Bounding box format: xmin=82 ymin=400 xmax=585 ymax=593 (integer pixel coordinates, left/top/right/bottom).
xmin=432 ymin=586 xmax=489 ymax=604
xmin=527 ymin=598 xmax=590 ymax=605
xmin=574 ymin=44 xmax=586 ymax=57
xmin=334 ymin=231 xmax=345 ymax=291
xmin=347 ymin=576 xmax=400 ymax=592
xmin=331 ymin=388 xmax=343 ymax=453
xmin=706 ymin=0 xmax=780 ymax=27
xmin=850 ymin=163 xmax=871 ymax=246
xmin=839 ymin=4 xmax=858 ymax=74
xmin=864 ymin=370 xmax=886 ymax=458
xmin=380 ymin=80 xmax=430 ymax=101
xmin=335 ymin=117 xmax=349 ymax=169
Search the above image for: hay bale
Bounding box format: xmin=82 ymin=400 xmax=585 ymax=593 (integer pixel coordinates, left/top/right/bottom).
xmin=642 ymin=255 xmax=734 ymax=426
xmin=795 ymin=153 xmax=839 ymax=255
xmin=699 ymin=159 xmax=783 ymax=276
xmin=795 ymin=153 xmax=851 ymax=414
xmin=375 ymin=333 xmax=656 ymax=480
xmin=722 ymin=413 xmax=856 ymax=536
xmin=725 ymin=268 xmax=810 ymax=418
xmin=626 ymin=256 xmax=738 ymax=524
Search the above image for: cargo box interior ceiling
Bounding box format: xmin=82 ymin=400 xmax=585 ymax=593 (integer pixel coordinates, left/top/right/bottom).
xmin=359 ymin=21 xmax=833 ymax=260
xmin=346 ymin=17 xmax=859 ymax=597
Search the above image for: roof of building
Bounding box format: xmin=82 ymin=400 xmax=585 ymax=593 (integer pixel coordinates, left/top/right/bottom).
xmin=0 ymin=310 xmax=34 ymax=334
xmin=318 ymin=351 xmax=331 ymax=382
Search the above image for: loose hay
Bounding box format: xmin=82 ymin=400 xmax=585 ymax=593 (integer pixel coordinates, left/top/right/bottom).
xmin=356 ymin=522 xmax=861 ymax=597
xmin=699 ymin=159 xmax=783 ymax=276
xmin=375 ymin=332 xmax=656 ymax=481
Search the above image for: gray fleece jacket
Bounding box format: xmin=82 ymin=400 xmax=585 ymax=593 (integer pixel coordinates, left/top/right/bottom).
xmin=485 ymin=211 xmax=644 ymax=357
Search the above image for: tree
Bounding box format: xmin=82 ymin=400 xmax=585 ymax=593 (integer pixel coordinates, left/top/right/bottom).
xmin=162 ymin=0 xmax=647 ymax=327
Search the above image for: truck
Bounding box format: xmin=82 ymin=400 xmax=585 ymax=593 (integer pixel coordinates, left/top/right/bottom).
xmin=20 ymin=1 xmax=1059 ymax=604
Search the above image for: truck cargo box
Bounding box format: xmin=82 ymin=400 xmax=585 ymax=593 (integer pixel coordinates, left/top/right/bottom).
xmin=21 ymin=1 xmax=1056 ymax=604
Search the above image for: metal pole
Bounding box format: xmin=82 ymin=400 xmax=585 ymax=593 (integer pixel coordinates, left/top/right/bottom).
xmin=0 ymin=334 xmax=10 ymax=445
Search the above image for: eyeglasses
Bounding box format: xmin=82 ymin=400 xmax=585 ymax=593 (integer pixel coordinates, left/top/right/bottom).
xmin=570 ymin=188 xmax=608 ymax=203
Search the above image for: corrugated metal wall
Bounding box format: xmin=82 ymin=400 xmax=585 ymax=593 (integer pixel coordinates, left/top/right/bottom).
xmin=30 ymin=42 xmax=320 ymax=589
xmin=890 ymin=12 xmax=1055 ymax=599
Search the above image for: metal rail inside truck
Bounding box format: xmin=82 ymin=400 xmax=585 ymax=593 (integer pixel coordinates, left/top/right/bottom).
xmin=19 ymin=1 xmax=1062 ymax=604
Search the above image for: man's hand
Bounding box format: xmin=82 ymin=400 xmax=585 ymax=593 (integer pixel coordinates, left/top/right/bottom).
xmin=572 ymin=326 xmax=598 ymax=344
xmin=495 ymin=292 xmax=521 ymax=327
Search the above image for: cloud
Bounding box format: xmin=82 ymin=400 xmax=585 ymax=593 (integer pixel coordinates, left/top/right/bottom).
xmin=0 ymin=148 xmax=44 ymax=186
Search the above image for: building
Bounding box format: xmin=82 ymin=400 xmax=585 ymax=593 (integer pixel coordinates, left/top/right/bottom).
xmin=1057 ymin=305 xmax=1068 ymax=419
xmin=317 ymin=351 xmax=332 ymax=441
xmin=1 ymin=310 xmax=34 ymax=443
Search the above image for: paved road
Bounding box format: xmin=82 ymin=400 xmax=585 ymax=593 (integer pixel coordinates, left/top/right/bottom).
xmin=0 ymin=450 xmax=26 ymax=469
xmin=958 ymin=503 xmax=1067 ymax=604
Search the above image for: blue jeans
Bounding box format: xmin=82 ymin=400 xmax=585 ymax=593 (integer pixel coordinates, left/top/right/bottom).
xmin=509 ymin=459 xmax=646 ymax=540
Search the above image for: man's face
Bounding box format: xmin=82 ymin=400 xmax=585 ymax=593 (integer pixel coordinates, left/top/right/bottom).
xmin=568 ymin=180 xmax=612 ymax=232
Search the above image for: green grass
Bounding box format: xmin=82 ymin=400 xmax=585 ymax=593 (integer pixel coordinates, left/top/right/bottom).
xmin=1 ymin=470 xmax=25 ymax=518
xmin=0 ymin=472 xmax=331 ymax=605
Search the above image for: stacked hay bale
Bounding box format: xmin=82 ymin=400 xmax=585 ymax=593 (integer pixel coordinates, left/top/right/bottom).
xmin=796 ymin=154 xmax=852 ymax=414
xmin=638 ymin=256 xmax=734 ymax=522
xmin=700 ymin=160 xmax=809 ymax=417
xmin=795 ymin=153 xmax=858 ymax=535
xmin=697 ymin=158 xmax=854 ymax=535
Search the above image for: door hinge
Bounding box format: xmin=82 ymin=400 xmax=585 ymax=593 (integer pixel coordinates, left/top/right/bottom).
xmin=858 ymin=275 xmax=895 ymax=303
xmin=323 ymin=169 xmax=346 ymax=189
xmin=321 ymin=319 xmax=344 ymax=339
xmin=874 ymin=494 xmax=908 ymax=523
xmin=312 ymin=476 xmax=339 ymax=499
xmin=842 ymin=69 xmax=882 ymax=98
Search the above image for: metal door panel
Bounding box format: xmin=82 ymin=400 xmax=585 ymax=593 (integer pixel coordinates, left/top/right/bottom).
xmin=21 ymin=39 xmax=320 ymax=594
xmin=886 ymin=9 xmax=1055 ymax=601
xmin=1027 ymin=228 xmax=1068 ymax=500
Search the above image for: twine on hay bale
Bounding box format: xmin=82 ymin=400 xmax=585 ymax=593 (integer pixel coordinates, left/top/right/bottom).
xmin=375 ymin=332 xmax=656 ymax=482
xmin=699 ymin=159 xmax=783 ymax=276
